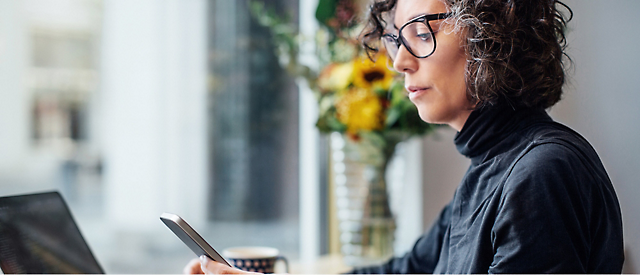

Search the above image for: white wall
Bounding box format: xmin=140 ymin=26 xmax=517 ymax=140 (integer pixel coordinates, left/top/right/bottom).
xmin=421 ymin=0 xmax=640 ymax=272
xmin=555 ymin=0 xmax=640 ymax=272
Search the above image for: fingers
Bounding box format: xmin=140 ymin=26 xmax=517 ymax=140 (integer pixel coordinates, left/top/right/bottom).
xmin=199 ymin=256 xmax=257 ymax=274
xmin=183 ymin=258 xmax=204 ymax=274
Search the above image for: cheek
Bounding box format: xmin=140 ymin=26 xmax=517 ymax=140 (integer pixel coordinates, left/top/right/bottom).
xmin=440 ymin=47 xmax=468 ymax=102
xmin=429 ymin=54 xmax=467 ymax=100
xmin=451 ymin=60 xmax=468 ymax=101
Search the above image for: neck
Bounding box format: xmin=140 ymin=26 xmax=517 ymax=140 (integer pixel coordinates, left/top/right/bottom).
xmin=450 ymin=109 xmax=474 ymax=132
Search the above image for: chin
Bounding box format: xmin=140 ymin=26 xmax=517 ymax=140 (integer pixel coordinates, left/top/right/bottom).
xmin=417 ymin=109 xmax=436 ymax=124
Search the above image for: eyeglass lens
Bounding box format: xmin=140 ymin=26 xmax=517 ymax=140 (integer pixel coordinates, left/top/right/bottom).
xmin=382 ymin=35 xmax=399 ymax=60
xmin=382 ymin=21 xmax=436 ymax=60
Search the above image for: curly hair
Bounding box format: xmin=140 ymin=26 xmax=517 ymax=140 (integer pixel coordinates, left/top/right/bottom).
xmin=361 ymin=0 xmax=573 ymax=110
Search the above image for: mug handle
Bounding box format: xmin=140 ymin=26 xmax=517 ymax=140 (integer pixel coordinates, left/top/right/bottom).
xmin=275 ymin=255 xmax=289 ymax=273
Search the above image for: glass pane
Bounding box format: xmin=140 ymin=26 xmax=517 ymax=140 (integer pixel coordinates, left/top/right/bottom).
xmin=206 ymin=0 xmax=300 ymax=257
xmin=1 ymin=0 xmax=306 ymax=273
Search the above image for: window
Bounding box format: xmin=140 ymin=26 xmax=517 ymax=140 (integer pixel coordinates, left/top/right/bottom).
xmin=206 ymin=0 xmax=300 ymax=254
xmin=0 ymin=0 xmax=327 ymax=273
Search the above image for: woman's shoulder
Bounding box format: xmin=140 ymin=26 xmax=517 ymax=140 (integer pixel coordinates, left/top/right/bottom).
xmin=518 ymin=119 xmax=601 ymax=163
xmin=522 ymin=119 xmax=585 ymax=143
xmin=504 ymin=123 xmax=611 ymax=194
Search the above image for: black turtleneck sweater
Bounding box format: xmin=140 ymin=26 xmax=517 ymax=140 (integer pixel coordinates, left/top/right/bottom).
xmin=350 ymin=103 xmax=624 ymax=274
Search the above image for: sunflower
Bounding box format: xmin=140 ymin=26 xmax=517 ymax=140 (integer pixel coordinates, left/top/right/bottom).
xmin=335 ymin=87 xmax=385 ymax=134
xmin=352 ymin=54 xmax=395 ymax=91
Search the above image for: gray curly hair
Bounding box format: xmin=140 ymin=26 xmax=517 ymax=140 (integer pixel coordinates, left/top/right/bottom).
xmin=361 ymin=0 xmax=573 ymax=110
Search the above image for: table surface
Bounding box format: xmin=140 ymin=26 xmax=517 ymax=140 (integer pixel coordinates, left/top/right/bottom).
xmin=289 ymin=254 xmax=353 ymax=274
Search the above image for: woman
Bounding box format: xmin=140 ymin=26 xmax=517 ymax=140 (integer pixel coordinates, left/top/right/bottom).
xmin=185 ymin=0 xmax=624 ymax=273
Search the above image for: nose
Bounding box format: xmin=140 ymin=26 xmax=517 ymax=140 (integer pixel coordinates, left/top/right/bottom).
xmin=392 ymin=44 xmax=418 ymax=74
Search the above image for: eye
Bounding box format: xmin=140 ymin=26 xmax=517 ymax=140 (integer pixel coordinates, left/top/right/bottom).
xmin=415 ymin=27 xmax=432 ymax=41
xmin=416 ymin=32 xmax=432 ymax=41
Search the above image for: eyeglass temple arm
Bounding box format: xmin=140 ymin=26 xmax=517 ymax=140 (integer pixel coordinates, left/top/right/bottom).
xmin=424 ymin=12 xmax=452 ymax=21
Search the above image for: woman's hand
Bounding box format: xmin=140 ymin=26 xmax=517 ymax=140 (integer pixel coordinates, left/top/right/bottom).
xmin=183 ymin=256 xmax=258 ymax=274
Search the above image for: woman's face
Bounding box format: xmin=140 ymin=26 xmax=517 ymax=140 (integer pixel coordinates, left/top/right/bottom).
xmin=392 ymin=0 xmax=474 ymax=131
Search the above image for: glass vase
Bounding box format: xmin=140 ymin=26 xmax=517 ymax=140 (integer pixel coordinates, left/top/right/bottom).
xmin=331 ymin=133 xmax=401 ymax=267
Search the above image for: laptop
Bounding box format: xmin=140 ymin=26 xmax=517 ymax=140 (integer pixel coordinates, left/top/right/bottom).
xmin=0 ymin=191 xmax=104 ymax=274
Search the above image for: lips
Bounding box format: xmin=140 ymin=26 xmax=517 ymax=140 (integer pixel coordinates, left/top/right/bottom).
xmin=406 ymin=86 xmax=429 ymax=100
xmin=406 ymin=86 xmax=427 ymax=93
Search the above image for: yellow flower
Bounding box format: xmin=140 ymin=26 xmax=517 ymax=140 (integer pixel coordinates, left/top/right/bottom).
xmin=335 ymin=87 xmax=384 ymax=134
xmin=352 ymin=54 xmax=395 ymax=91
xmin=317 ymin=61 xmax=354 ymax=92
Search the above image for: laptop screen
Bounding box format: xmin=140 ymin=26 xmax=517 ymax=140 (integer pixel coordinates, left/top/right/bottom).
xmin=0 ymin=191 xmax=104 ymax=274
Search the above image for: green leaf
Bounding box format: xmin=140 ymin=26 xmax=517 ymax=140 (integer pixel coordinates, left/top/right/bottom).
xmin=386 ymin=107 xmax=401 ymax=127
xmin=327 ymin=116 xmax=347 ymax=132
xmin=373 ymin=87 xmax=387 ymax=97
xmin=315 ymin=0 xmax=338 ymax=26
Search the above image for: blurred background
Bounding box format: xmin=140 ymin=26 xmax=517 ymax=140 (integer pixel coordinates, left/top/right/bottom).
xmin=0 ymin=0 xmax=639 ymax=273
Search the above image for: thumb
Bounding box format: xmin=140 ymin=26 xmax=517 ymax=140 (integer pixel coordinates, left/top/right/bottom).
xmin=199 ymin=256 xmax=214 ymax=273
xmin=199 ymin=255 xmax=232 ymax=274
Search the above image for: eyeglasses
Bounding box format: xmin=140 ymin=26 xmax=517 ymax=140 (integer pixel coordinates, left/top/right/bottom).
xmin=381 ymin=12 xmax=452 ymax=60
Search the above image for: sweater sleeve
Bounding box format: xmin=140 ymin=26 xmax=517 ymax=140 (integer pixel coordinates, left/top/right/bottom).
xmin=348 ymin=202 xmax=452 ymax=274
xmin=488 ymin=143 xmax=596 ymax=273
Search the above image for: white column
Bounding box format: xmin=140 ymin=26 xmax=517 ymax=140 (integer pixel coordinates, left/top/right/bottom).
xmin=299 ymin=0 xmax=321 ymax=263
xmin=0 ymin=0 xmax=29 ymax=174
xmin=161 ymin=0 xmax=208 ymax=228
xmin=101 ymin=0 xmax=207 ymax=231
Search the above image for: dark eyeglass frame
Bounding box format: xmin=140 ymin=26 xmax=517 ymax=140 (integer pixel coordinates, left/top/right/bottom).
xmin=382 ymin=12 xmax=452 ymax=59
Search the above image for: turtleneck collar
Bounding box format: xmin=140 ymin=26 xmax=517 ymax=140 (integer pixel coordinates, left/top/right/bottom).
xmin=454 ymin=102 xmax=551 ymax=163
